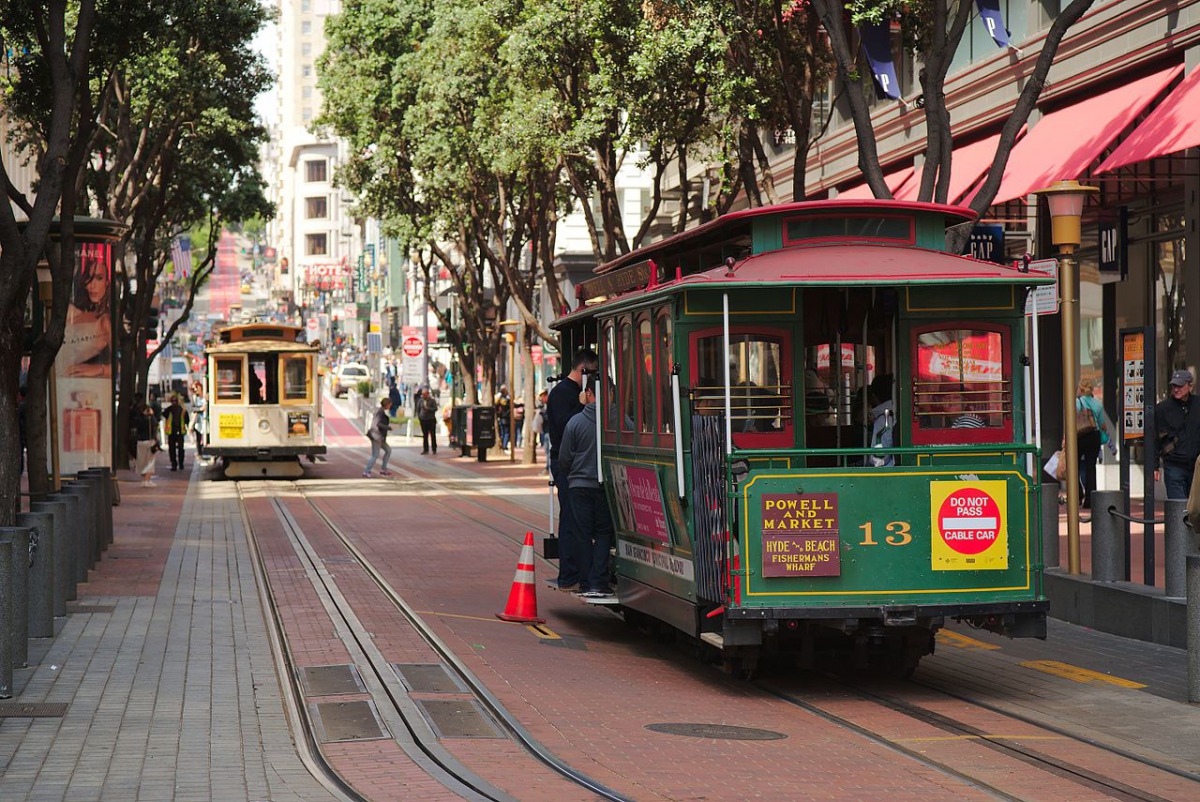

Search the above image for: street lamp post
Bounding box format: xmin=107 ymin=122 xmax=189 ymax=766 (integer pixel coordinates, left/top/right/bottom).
xmin=1036 ymin=179 xmax=1099 ymax=575
xmin=498 ymin=319 xmax=520 ymax=463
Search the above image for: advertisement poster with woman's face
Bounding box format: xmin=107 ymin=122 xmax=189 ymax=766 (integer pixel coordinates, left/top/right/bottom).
xmin=56 ymin=241 xmax=113 ymax=473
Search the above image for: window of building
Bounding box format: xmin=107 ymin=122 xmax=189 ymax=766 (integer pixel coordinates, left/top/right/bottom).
xmin=305 ymin=196 xmax=328 ymax=219
xmin=302 ymin=107 xmax=313 ymax=123
xmin=911 ymin=326 xmax=1011 ymax=444
xmin=301 ymin=0 xmax=311 ymax=10
xmin=305 ymin=233 xmax=328 ymax=255
xmin=301 ymin=42 xmax=312 ymax=57
xmin=215 ymin=358 xmax=244 ymax=403
xmin=949 ymin=0 xmax=1029 ymax=74
xmin=693 ymin=329 xmax=792 ymax=448
xmin=304 ymin=160 xmax=327 ymax=183
xmin=303 ymin=64 xmax=312 ymax=78
xmin=302 ymin=85 xmax=313 ymax=99
xmin=301 ymin=20 xmax=311 ymax=35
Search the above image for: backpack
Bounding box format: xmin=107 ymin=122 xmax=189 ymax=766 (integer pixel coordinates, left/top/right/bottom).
xmin=1076 ymin=398 xmax=1098 ymax=435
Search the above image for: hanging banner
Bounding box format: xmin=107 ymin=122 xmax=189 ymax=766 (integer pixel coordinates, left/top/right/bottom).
xmin=860 ymin=21 xmax=901 ymax=100
xmin=975 ymin=0 xmax=1010 ymax=47
xmin=56 ymin=240 xmax=114 ymax=475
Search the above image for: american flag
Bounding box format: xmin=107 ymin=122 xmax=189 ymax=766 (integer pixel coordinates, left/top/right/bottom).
xmin=170 ymin=236 xmax=191 ymax=279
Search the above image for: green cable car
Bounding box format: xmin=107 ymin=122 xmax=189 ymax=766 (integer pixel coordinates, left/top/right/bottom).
xmin=552 ymin=199 xmax=1055 ymax=675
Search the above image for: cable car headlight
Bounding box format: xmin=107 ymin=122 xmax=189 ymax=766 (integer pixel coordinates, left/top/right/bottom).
xmin=258 ymin=419 xmax=272 ymax=433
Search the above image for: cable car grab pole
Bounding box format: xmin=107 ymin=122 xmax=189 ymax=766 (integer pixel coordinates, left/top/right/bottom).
xmin=672 ymin=366 xmax=685 ymax=501
xmin=723 ymin=293 xmax=732 ymax=455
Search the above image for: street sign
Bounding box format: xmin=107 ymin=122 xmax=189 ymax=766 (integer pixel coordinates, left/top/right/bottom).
xmin=343 ymin=304 xmax=358 ymax=321
xmin=305 ymin=318 xmax=319 ymax=343
xmin=402 ymin=336 xmax=424 ymax=358
xmin=1122 ymin=331 xmax=1145 ymax=441
xmin=931 ymin=480 xmax=1008 ymax=571
xmin=531 ymin=345 xmax=543 ymax=366
xmin=1023 ymin=258 xmax=1059 ymax=316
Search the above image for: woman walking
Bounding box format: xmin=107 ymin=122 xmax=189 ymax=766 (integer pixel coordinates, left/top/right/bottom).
xmin=133 ymin=401 xmax=159 ymax=487
xmin=364 ymin=397 xmax=393 ymax=477
xmin=1076 ymin=379 xmax=1115 ymax=508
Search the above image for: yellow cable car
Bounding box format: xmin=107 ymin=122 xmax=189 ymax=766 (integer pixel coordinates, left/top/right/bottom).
xmin=205 ymin=323 xmax=325 ymax=478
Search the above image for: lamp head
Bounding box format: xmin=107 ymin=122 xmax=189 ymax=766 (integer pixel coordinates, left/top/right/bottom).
xmin=1036 ymin=179 xmax=1099 ymax=252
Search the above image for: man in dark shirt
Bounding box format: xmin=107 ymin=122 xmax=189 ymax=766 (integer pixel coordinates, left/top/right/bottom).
xmin=544 ymin=347 xmax=598 ymax=591
xmin=1153 ymin=370 xmax=1200 ymax=499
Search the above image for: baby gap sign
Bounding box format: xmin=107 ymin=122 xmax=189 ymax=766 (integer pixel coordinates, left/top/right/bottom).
xmin=760 ymin=493 xmax=841 ymax=577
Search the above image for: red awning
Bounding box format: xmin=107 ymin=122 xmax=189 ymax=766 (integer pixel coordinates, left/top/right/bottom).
xmin=894 ymin=130 xmax=1024 ymax=204
xmin=1098 ymin=65 xmax=1200 ymax=173
xmin=837 ymin=167 xmax=915 ymax=199
xmin=985 ymin=65 xmax=1182 ymax=205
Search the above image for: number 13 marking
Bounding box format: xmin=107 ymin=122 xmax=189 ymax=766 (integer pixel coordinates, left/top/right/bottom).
xmin=858 ymin=521 xmax=913 ymax=546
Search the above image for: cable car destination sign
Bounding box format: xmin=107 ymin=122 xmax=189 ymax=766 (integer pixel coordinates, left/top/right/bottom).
xmin=760 ymin=493 xmax=841 ymax=577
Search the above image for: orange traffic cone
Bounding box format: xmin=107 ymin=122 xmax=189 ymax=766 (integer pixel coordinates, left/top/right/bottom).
xmin=497 ymin=532 xmax=545 ymax=624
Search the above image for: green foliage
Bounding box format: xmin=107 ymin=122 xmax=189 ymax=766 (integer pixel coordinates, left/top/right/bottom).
xmin=356 ymin=379 xmax=374 ymax=396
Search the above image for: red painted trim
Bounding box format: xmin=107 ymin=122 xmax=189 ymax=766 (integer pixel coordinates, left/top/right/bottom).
xmin=781 ymin=212 xmax=916 ymax=247
xmin=909 ymin=321 xmax=1013 ymax=446
xmin=688 ymin=325 xmax=794 ymax=450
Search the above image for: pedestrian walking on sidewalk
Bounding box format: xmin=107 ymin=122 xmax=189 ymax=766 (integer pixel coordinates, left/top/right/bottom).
xmin=417 ymin=387 xmax=439 ymax=454
xmin=558 ymin=373 xmax=614 ymax=599
xmin=1075 ymin=379 xmax=1115 ymax=509
xmin=545 ymin=347 xmax=598 ymax=592
xmin=364 ymin=397 xmax=393 ymax=477
xmin=164 ymin=394 xmax=190 ymax=472
xmin=1153 ymin=370 xmax=1200 ymax=499
xmin=133 ymin=402 xmax=159 ymax=487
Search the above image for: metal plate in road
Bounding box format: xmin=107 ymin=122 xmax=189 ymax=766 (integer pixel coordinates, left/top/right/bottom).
xmin=645 ymin=722 xmax=787 ymax=741
xmin=0 ymin=703 xmax=69 ymax=718
xmin=416 ymin=699 xmax=504 ymax=739
xmin=392 ymin=663 xmax=468 ymax=694
xmin=300 ymin=664 xmax=365 ymax=697
xmin=310 ymin=700 xmax=388 ymax=742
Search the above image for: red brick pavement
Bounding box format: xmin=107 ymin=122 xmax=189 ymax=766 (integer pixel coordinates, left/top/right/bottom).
xmin=66 ymin=467 xmax=189 ymax=597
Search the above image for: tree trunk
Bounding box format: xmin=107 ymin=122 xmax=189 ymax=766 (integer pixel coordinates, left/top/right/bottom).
xmin=0 ymin=304 xmax=27 ymax=525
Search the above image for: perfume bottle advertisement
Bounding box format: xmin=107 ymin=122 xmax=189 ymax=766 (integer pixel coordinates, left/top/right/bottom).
xmin=55 ymin=241 xmax=114 ymax=474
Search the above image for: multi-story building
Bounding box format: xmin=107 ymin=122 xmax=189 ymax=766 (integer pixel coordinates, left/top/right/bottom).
xmin=267 ymin=0 xmax=361 ymax=322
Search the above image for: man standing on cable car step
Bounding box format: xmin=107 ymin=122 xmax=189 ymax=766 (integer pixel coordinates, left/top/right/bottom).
xmin=558 ymin=373 xmax=615 ymax=600
xmin=545 ymin=347 xmax=598 ymax=592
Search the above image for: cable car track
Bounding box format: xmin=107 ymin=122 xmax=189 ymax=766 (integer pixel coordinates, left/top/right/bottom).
xmin=238 ymin=479 xmax=633 ymax=802
xmin=760 ymin=678 xmax=1196 ymax=802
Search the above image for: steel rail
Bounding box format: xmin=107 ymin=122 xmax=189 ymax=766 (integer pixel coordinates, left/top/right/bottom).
xmin=292 ymin=482 xmax=634 ymax=802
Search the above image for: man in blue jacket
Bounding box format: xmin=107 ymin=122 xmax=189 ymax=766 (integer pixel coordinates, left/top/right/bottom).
xmin=558 ymin=373 xmax=614 ymax=599
xmin=544 ymin=347 xmax=597 ymax=591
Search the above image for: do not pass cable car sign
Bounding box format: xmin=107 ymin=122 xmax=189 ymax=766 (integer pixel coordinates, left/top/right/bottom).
xmin=930 ymin=481 xmax=1009 ymax=571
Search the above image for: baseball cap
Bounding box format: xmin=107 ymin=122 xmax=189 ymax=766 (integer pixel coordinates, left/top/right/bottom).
xmin=1170 ymin=369 xmax=1194 ymax=386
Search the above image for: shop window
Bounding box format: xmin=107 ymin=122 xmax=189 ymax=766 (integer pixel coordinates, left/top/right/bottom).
xmin=911 ymin=326 xmax=1011 ymax=444
xmin=282 ymin=356 xmax=310 ymax=402
xmin=215 ymin=358 xmax=244 ymax=402
xmin=692 ymin=329 xmax=792 ymax=448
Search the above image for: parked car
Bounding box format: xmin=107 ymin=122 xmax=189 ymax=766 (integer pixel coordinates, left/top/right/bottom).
xmin=331 ymin=363 xmax=369 ymax=398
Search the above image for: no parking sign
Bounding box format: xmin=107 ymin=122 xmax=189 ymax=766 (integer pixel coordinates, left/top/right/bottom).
xmin=930 ymin=481 xmax=1009 ymax=571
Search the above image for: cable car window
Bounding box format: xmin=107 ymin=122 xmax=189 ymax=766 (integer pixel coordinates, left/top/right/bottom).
xmin=215 ymin=358 xmax=243 ymax=402
xmin=637 ymin=315 xmax=654 ymax=434
xmin=912 ymin=327 xmax=1011 ymax=443
xmin=619 ymin=317 xmax=635 ymax=433
xmin=248 ymin=355 xmax=279 ymax=404
xmin=602 ymin=320 xmax=617 ymax=433
xmin=694 ymin=332 xmax=791 ymax=442
xmin=784 ymin=214 xmax=914 ymax=245
xmin=657 ymin=311 xmax=673 ymax=436
xmin=282 ymin=356 xmax=309 ymax=402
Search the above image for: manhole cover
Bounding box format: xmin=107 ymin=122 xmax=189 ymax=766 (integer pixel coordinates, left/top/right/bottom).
xmin=300 ymin=664 xmax=364 ymax=697
xmin=66 ymin=603 xmax=115 ymax=614
xmin=416 ymin=699 xmax=504 ymax=739
xmin=645 ymin=723 xmax=787 ymax=741
xmin=0 ymin=703 xmax=69 ymax=718
xmin=392 ymin=663 xmax=467 ymax=694
xmin=310 ymin=700 xmax=387 ymax=742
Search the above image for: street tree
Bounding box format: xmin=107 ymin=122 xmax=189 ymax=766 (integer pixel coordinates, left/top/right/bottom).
xmin=809 ymin=0 xmax=1097 ymax=248
xmin=84 ymin=0 xmax=271 ymax=466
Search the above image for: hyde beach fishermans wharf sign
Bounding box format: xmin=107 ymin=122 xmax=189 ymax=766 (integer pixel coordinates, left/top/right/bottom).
xmin=760 ymin=493 xmax=841 ymax=577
